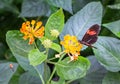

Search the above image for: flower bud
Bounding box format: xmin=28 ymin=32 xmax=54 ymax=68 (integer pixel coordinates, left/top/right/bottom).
xmin=42 ymin=39 xmax=52 ymax=48
xmin=50 ymin=29 xmax=60 ymax=38
xmin=55 ymin=54 xmax=60 ymax=58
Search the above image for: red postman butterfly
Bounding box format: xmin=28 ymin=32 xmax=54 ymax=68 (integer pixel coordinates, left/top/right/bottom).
xmin=78 ymin=24 xmax=100 ymax=49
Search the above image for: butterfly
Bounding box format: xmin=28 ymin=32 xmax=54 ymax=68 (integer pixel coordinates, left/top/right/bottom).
xmin=78 ymin=24 xmax=100 ymax=49
xmin=9 ymin=63 xmax=14 ymax=72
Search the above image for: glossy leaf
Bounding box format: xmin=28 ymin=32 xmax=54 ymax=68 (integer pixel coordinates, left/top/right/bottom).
xmin=102 ymin=72 xmax=120 ymax=84
xmin=0 ymin=0 xmax=18 ymax=13
xmin=14 ymin=55 xmax=42 ymax=76
xmin=102 ymin=7 xmax=120 ymax=23
xmin=93 ymin=36 xmax=120 ymax=72
xmin=9 ymin=66 xmax=23 ymax=84
xmin=20 ymin=0 xmax=51 ymax=17
xmin=19 ymin=72 xmax=42 ymax=84
xmin=6 ymin=31 xmax=44 ymax=76
xmin=56 ymin=56 xmax=90 ymax=80
xmin=80 ymin=56 xmax=107 ymax=84
xmin=45 ymin=8 xmax=64 ymax=40
xmin=6 ymin=30 xmax=34 ymax=69
xmin=47 ymin=0 xmax=72 ymax=14
xmin=6 ymin=31 xmax=34 ymax=58
xmin=0 ymin=62 xmax=18 ymax=84
xmin=60 ymin=2 xmax=102 ymax=41
xmin=103 ymin=20 xmax=120 ymax=38
xmin=28 ymin=49 xmax=47 ymax=66
xmin=43 ymin=64 xmax=51 ymax=83
xmin=73 ymin=0 xmax=96 ymax=13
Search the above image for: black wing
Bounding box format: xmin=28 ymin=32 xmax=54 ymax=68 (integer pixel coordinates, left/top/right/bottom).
xmin=81 ymin=24 xmax=100 ymax=45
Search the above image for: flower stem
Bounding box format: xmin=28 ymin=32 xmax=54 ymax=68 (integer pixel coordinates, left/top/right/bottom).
xmin=21 ymin=17 xmax=27 ymax=21
xmin=36 ymin=16 xmax=41 ymax=22
xmin=48 ymin=57 xmax=57 ymax=61
xmin=47 ymin=54 xmax=65 ymax=84
xmin=47 ymin=67 xmax=56 ymax=84
xmin=66 ymin=79 xmax=74 ymax=84
xmin=46 ymin=60 xmax=56 ymax=64
xmin=34 ymin=66 xmax=45 ymax=84
xmin=34 ymin=42 xmax=38 ymax=49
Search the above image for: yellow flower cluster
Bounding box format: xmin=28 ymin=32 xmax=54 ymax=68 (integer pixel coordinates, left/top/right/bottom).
xmin=20 ymin=20 xmax=83 ymax=61
xmin=60 ymin=34 xmax=83 ymax=61
xmin=20 ymin=20 xmax=44 ymax=44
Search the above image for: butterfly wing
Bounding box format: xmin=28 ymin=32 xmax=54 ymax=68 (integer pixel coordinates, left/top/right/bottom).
xmin=81 ymin=24 xmax=100 ymax=45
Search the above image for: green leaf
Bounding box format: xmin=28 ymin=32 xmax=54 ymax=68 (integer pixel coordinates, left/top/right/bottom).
xmin=108 ymin=3 xmax=120 ymax=9
xmin=19 ymin=65 xmax=44 ymax=84
xmin=28 ymin=49 xmax=47 ymax=66
xmin=6 ymin=30 xmax=44 ymax=76
xmin=93 ymin=36 xmax=120 ymax=72
xmin=47 ymin=49 xmax=56 ymax=59
xmin=6 ymin=31 xmax=34 ymax=58
xmin=9 ymin=65 xmax=23 ymax=84
xmin=45 ymin=8 xmax=64 ymax=40
xmin=0 ymin=62 xmax=18 ymax=84
xmin=60 ymin=2 xmax=102 ymax=41
xmin=103 ymin=20 xmax=120 ymax=38
xmin=51 ymin=43 xmax=61 ymax=53
xmin=0 ymin=42 xmax=7 ymax=59
xmin=19 ymin=72 xmax=42 ymax=84
xmin=102 ymin=8 xmax=120 ymax=23
xmin=20 ymin=0 xmax=51 ymax=17
xmin=9 ymin=75 xmax=19 ymax=84
xmin=43 ymin=64 xmax=51 ymax=83
xmin=80 ymin=56 xmax=107 ymax=84
xmin=56 ymin=56 xmax=90 ymax=80
xmin=47 ymin=0 xmax=72 ymax=14
xmin=102 ymin=72 xmax=120 ymax=84
xmin=73 ymin=0 xmax=96 ymax=13
xmin=15 ymin=55 xmax=44 ymax=76
xmin=0 ymin=0 xmax=13 ymax=7
xmin=51 ymin=78 xmax=65 ymax=84
xmin=0 ymin=0 xmax=19 ymax=14
xmin=115 ymin=0 xmax=120 ymax=3
xmin=0 ymin=0 xmax=13 ymax=9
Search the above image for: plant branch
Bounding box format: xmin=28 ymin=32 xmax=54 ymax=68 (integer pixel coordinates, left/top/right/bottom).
xmin=47 ymin=54 xmax=65 ymax=84
xmin=46 ymin=60 xmax=56 ymax=64
xmin=21 ymin=17 xmax=27 ymax=21
xmin=48 ymin=57 xmax=57 ymax=61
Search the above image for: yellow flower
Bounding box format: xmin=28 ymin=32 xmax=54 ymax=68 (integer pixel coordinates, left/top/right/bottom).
xmin=69 ymin=54 xmax=79 ymax=61
xmin=60 ymin=34 xmax=82 ymax=61
xmin=20 ymin=20 xmax=44 ymax=44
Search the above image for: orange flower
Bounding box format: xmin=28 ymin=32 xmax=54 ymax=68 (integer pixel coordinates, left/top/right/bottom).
xmin=20 ymin=20 xmax=44 ymax=44
xmin=60 ymin=34 xmax=83 ymax=61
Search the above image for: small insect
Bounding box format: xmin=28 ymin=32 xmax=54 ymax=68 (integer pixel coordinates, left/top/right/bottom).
xmin=79 ymin=24 xmax=100 ymax=49
xmin=9 ymin=63 xmax=14 ymax=72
